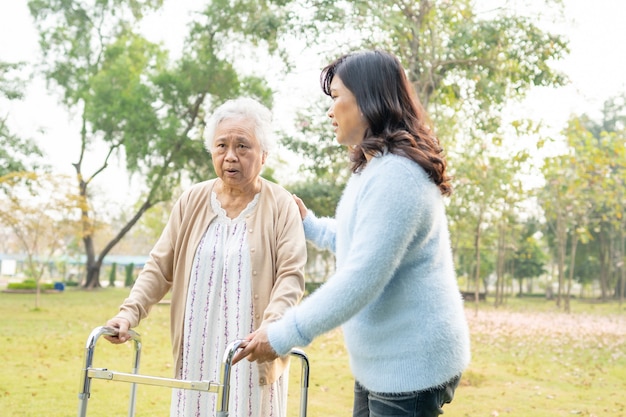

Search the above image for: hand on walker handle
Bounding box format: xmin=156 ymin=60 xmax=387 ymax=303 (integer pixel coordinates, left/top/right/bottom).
xmin=231 ymin=340 xmax=250 ymax=365
xmin=103 ymin=318 xmax=131 ymax=344
xmin=232 ymin=328 xmax=279 ymax=365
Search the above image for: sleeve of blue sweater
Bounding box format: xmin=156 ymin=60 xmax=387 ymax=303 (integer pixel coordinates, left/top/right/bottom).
xmin=302 ymin=212 xmax=336 ymax=254
xmin=267 ymin=154 xmax=437 ymax=354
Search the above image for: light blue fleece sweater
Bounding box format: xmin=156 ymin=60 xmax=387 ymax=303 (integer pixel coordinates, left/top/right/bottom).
xmin=267 ymin=152 xmax=470 ymax=392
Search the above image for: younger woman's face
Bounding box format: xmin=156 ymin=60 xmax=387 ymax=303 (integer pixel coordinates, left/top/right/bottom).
xmin=327 ymin=75 xmax=368 ymax=147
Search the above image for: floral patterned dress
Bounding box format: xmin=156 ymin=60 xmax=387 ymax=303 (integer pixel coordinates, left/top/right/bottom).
xmin=170 ymin=192 xmax=288 ymax=417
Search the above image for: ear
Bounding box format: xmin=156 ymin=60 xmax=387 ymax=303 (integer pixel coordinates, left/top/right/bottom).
xmin=261 ymin=151 xmax=268 ymax=165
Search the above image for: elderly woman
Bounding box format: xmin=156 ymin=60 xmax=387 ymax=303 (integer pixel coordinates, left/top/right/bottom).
xmin=104 ymin=97 xmax=307 ymax=417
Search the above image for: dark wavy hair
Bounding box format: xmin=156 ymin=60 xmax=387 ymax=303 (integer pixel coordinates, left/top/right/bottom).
xmin=321 ymin=50 xmax=452 ymax=196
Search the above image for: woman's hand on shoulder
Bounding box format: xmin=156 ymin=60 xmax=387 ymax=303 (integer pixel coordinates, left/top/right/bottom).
xmin=292 ymin=194 xmax=307 ymax=220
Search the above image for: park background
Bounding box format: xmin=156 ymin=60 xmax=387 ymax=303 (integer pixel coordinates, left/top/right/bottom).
xmin=1 ymin=0 xmax=625 ymax=416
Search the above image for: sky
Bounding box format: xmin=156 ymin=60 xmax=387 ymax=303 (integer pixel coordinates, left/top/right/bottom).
xmin=510 ymin=0 xmax=626 ymax=129
xmin=1 ymin=1 xmax=626 ymax=203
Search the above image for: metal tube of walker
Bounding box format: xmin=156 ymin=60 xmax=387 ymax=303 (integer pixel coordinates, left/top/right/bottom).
xmin=77 ymin=326 xmax=141 ymax=417
xmin=215 ymin=340 xmax=310 ymax=417
xmin=215 ymin=340 xmax=244 ymax=417
xmin=290 ymin=348 xmax=309 ymax=417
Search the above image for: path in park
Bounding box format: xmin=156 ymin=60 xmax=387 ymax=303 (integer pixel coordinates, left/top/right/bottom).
xmin=467 ymin=307 xmax=626 ymax=347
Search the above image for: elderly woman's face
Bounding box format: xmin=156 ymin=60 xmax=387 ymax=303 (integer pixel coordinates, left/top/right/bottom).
xmin=210 ymin=117 xmax=266 ymax=190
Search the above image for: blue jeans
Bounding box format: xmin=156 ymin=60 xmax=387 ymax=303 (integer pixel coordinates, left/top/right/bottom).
xmin=352 ymin=375 xmax=460 ymax=417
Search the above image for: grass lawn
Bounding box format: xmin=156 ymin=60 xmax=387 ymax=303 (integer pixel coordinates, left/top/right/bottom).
xmin=1 ymin=287 xmax=625 ymax=416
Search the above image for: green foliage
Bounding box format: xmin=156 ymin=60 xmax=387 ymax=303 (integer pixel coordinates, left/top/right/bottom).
xmin=0 ymin=127 xmax=44 ymax=179
xmin=282 ymin=101 xmax=349 ymax=182
xmin=0 ymin=61 xmax=27 ymax=100
xmin=86 ymin=30 xmax=164 ymax=166
xmin=448 ymin=136 xmax=531 ymax=293
xmin=304 ymin=281 xmax=322 ymax=295
xmin=0 ymin=61 xmax=45 ymax=178
xmin=6 ymin=280 xmax=55 ymax=291
xmin=513 ymin=221 xmax=548 ymax=281
xmin=260 ymin=165 xmax=279 ymax=184
xmin=539 ymin=98 xmax=626 ymax=303
xmin=0 ymin=172 xmax=80 ymax=306
xmin=108 ymin=262 xmax=117 ymax=287
xmin=299 ymin=0 xmax=568 ymax=116
xmin=436 ymin=11 xmax=568 ymax=106
xmin=124 ymin=263 xmax=135 ymax=287
xmin=281 ymin=101 xmax=350 ymax=216
xmin=282 ymin=98 xmax=350 ymax=217
xmin=569 ymin=248 xmax=600 ymax=288
xmin=288 ymin=181 xmax=345 ymax=218
xmin=585 ymin=93 xmax=626 ymax=136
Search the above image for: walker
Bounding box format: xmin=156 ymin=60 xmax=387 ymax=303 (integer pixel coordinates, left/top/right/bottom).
xmin=77 ymin=326 xmax=309 ymax=417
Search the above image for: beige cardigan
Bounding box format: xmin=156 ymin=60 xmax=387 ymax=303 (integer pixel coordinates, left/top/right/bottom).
xmin=115 ymin=178 xmax=306 ymax=385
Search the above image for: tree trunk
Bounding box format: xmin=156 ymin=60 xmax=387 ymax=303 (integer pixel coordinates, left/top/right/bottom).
xmin=35 ymin=276 xmax=41 ymax=310
xmin=598 ymin=231 xmax=609 ymax=301
xmin=495 ymin=221 xmax=506 ymax=307
xmin=555 ymin=212 xmax=566 ymax=308
xmin=507 ymin=257 xmax=514 ymax=303
xmin=473 ymin=211 xmax=483 ymax=315
xmin=82 ymin=234 xmax=101 ymax=289
xmin=26 ymin=254 xmax=42 ymax=309
xmin=619 ymin=221 xmax=626 ymax=307
xmin=565 ymin=233 xmax=578 ymax=313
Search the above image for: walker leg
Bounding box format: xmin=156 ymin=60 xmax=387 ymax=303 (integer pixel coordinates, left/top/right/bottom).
xmin=76 ymin=326 xmax=142 ymax=417
xmin=215 ymin=341 xmax=309 ymax=417
xmin=290 ymin=349 xmax=309 ymax=417
xmin=127 ymin=339 xmax=141 ymax=417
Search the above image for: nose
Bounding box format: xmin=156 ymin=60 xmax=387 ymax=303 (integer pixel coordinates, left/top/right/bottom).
xmin=327 ymin=103 xmax=334 ymax=119
xmin=225 ymin=146 xmax=238 ymax=161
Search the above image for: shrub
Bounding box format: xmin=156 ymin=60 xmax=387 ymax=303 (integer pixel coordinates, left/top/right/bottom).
xmin=109 ymin=263 xmax=117 ymax=287
xmin=6 ymin=280 xmax=56 ymax=291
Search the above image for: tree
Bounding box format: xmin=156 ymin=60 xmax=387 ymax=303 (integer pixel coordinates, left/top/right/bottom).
xmin=0 ymin=61 xmax=25 ymax=100
xmin=283 ymin=101 xmax=350 ymax=189
xmin=449 ymin=139 xmax=531 ymax=310
xmin=512 ymin=221 xmax=548 ymax=297
xmin=281 ymin=0 xmax=569 ymax=294
xmin=27 ymin=0 xmax=287 ymax=288
xmin=0 ymin=172 xmax=79 ymax=309
xmin=0 ymin=61 xmax=44 ymax=178
xmin=292 ymin=0 xmax=568 ymax=122
xmin=540 ymin=118 xmax=610 ymax=311
xmin=578 ymin=98 xmax=626 ymax=303
xmin=1 ymin=61 xmax=57 ymax=303
xmin=540 ymin=152 xmax=578 ymax=309
xmin=540 ymin=98 xmax=626 ymax=306
xmin=283 ymin=103 xmax=349 ymax=282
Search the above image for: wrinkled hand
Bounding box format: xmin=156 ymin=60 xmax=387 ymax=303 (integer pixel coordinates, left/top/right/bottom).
xmin=232 ymin=328 xmax=279 ymax=365
xmin=292 ymin=194 xmax=308 ymax=220
xmin=103 ymin=317 xmax=131 ymax=344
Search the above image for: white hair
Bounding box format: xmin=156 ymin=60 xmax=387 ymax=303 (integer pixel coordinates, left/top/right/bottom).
xmin=204 ymin=97 xmax=275 ymax=153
